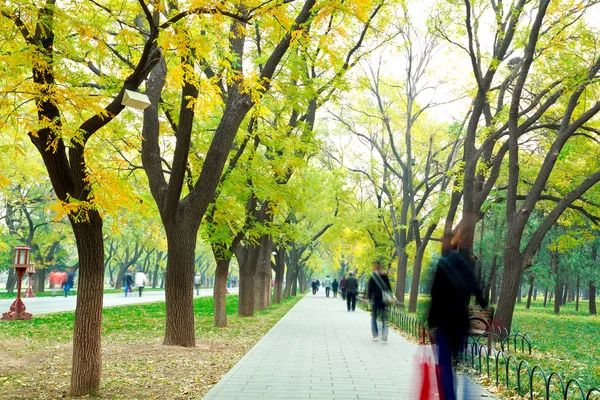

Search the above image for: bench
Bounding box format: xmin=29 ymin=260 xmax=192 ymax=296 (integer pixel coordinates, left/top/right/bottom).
xmin=468 ymin=304 xmax=494 ymax=347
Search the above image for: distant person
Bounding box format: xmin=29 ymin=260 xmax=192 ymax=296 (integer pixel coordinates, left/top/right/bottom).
xmin=332 ymin=278 xmax=339 ymax=298
xmin=135 ymin=270 xmax=146 ymax=297
xmin=194 ymin=273 xmax=202 ymax=295
xmin=123 ymin=269 xmax=134 ymax=297
xmin=345 ymin=272 xmax=359 ymax=311
xmin=340 ymin=276 xmax=346 ymax=300
xmin=64 ymin=268 xmax=75 ymax=297
xmin=368 ymin=261 xmax=392 ymax=343
xmin=428 ymin=236 xmax=488 ymax=400
xmin=311 ymin=279 xmax=318 ymax=295
xmin=48 ymin=268 xmax=64 ymax=297
xmin=316 ymin=279 xmax=321 ymax=292
xmin=324 ymin=275 xmax=332 ymax=297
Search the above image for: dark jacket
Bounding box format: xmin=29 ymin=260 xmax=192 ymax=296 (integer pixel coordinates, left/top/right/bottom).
xmin=427 ymin=250 xmax=487 ymax=353
xmin=367 ymin=271 xmax=392 ymax=307
xmin=340 ymin=278 xmax=346 ymax=289
xmin=123 ymin=273 xmax=134 ymax=286
xmin=344 ymin=276 xmax=358 ymax=294
xmin=66 ymin=272 xmax=75 ymax=286
xmin=332 ymin=280 xmax=339 ymax=290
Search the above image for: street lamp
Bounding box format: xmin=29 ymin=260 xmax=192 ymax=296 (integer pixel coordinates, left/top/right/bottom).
xmin=25 ymin=263 xmax=36 ymax=298
xmin=1 ymin=246 xmax=33 ymax=321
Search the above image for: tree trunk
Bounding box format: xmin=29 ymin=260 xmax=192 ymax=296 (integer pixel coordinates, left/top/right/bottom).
xmin=408 ymin=242 xmax=427 ymax=312
xmin=69 ymin=214 xmax=104 ymax=397
xmin=237 ymin=244 xmax=260 ymax=317
xmin=533 ymin=288 xmax=537 ymax=301
xmin=395 ymin=251 xmax=408 ymax=305
xmin=590 ymin=280 xmax=597 ymax=315
xmin=490 ymin=264 xmax=498 ymax=305
xmin=517 ymin=277 xmax=523 ymax=303
xmin=163 ymin=223 xmax=197 ymax=346
xmin=553 ymin=252 xmax=561 ymax=315
xmin=273 ymin=247 xmax=285 ymax=304
xmin=214 ymin=258 xmax=230 ymax=327
xmin=282 ymin=257 xmax=295 ymax=300
xmin=34 ymin=268 xmax=46 ymax=293
xmin=526 ymin=275 xmax=534 ymax=309
xmin=543 ymin=287 xmax=548 ymax=307
xmin=6 ymin=268 xmax=16 ymax=293
xmin=561 ymin=283 xmax=568 ymax=306
xmin=576 ymin=276 xmax=580 ymax=311
xmin=291 ymin=270 xmax=298 ymax=296
xmin=298 ymin=265 xmax=306 ymax=293
xmin=254 ymin=236 xmax=272 ymax=311
xmin=495 ymin=247 xmax=523 ymax=331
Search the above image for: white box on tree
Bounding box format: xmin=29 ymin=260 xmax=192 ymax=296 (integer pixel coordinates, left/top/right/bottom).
xmin=122 ymin=89 xmax=151 ymax=110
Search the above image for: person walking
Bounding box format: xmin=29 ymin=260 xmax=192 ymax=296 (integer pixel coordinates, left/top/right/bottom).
xmin=368 ymin=261 xmax=392 ymax=343
xmin=194 ymin=272 xmax=202 ymax=295
xmin=340 ymin=276 xmax=346 ymax=300
xmin=324 ymin=275 xmax=332 ymax=297
xmin=123 ymin=269 xmax=134 ymax=297
xmin=428 ymin=239 xmax=488 ymax=400
xmin=135 ymin=270 xmax=146 ymax=297
xmin=344 ymin=272 xmax=358 ymax=311
xmin=311 ymin=279 xmax=318 ymax=295
xmin=48 ymin=268 xmax=64 ymax=297
xmin=316 ymin=279 xmax=321 ymax=292
xmin=332 ymin=278 xmax=339 ymax=298
xmin=63 ymin=268 xmax=75 ymax=297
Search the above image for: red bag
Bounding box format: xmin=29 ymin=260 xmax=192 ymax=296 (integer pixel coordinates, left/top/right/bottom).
xmin=416 ymin=345 xmax=435 ymax=400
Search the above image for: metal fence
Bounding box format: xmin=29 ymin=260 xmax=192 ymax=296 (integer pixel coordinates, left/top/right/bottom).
xmin=362 ymin=301 xmax=600 ymax=400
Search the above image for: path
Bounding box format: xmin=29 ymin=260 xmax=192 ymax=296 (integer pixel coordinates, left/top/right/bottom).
xmin=0 ymin=288 xmax=238 ymax=315
xmin=204 ymin=290 xmax=492 ymax=399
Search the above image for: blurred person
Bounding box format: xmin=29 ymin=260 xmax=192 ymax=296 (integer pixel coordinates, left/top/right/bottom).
xmin=123 ymin=269 xmax=134 ymax=297
xmin=340 ymin=276 xmax=347 ymax=300
xmin=48 ymin=268 xmax=64 ymax=297
xmin=332 ymin=278 xmax=339 ymax=298
xmin=368 ymin=261 xmax=392 ymax=342
xmin=194 ymin=272 xmax=202 ymax=295
xmin=344 ymin=272 xmax=358 ymax=311
xmin=63 ymin=268 xmax=75 ymax=297
xmin=316 ymin=279 xmax=320 ymax=292
xmin=311 ymin=279 xmax=318 ymax=295
xmin=428 ymin=234 xmax=487 ymax=400
xmin=324 ymin=275 xmax=332 ymax=297
xmin=135 ymin=270 xmax=146 ymax=297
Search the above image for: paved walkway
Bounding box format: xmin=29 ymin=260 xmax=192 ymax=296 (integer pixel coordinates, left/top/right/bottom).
xmin=0 ymin=288 xmax=238 ymax=315
xmin=204 ymin=291 xmax=492 ymax=399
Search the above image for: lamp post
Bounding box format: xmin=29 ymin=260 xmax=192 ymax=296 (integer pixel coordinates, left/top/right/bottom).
xmin=1 ymin=246 xmax=33 ymax=321
xmin=25 ymin=263 xmax=36 ymax=298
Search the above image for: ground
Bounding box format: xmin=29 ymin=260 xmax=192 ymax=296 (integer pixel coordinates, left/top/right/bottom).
xmin=0 ymin=295 xmax=301 ymax=399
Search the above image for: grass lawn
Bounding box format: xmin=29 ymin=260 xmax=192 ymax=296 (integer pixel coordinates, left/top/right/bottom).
xmin=409 ymin=295 xmax=600 ymax=398
xmin=0 ymin=288 xmax=168 ymax=300
xmin=0 ymin=294 xmax=302 ymax=399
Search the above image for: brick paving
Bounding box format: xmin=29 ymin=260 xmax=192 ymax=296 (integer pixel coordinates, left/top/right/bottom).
xmin=204 ymin=291 xmax=493 ymax=399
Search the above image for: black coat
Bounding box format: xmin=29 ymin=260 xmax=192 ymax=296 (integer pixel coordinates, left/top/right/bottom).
xmin=427 ymin=250 xmax=487 ymax=353
xmin=367 ymin=272 xmax=391 ymax=307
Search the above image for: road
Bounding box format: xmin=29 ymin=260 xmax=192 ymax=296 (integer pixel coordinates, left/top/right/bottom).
xmin=0 ymin=287 xmax=238 ymax=315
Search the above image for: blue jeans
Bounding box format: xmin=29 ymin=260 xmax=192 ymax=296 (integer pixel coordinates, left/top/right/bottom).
xmin=124 ymin=284 xmax=131 ymax=297
xmin=436 ymin=329 xmax=456 ymax=400
xmin=64 ymin=283 xmax=72 ymax=297
xmin=371 ymin=303 xmax=388 ymax=339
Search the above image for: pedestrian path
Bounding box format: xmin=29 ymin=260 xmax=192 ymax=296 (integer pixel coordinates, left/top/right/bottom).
xmin=0 ymin=288 xmax=238 ymax=315
xmin=204 ymin=292 xmax=492 ymax=399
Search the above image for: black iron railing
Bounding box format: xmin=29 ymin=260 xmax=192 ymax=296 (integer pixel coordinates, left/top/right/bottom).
xmin=366 ymin=302 xmax=600 ymax=400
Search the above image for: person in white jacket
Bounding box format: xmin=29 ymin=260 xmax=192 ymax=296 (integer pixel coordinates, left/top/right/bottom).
xmin=324 ymin=276 xmax=332 ymax=297
xmin=135 ymin=271 xmax=146 ymax=297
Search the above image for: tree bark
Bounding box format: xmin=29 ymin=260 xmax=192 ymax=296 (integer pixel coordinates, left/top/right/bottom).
xmin=526 ymin=275 xmax=534 ymax=309
xmin=163 ymin=222 xmax=197 ymax=346
xmin=237 ymin=244 xmax=261 ymax=317
xmin=553 ymin=252 xmax=561 ymax=315
xmin=562 ymin=283 xmax=568 ymax=306
xmin=543 ymin=287 xmax=548 ymax=307
xmin=589 ymin=280 xmax=597 ymax=315
xmin=272 ymin=247 xmax=285 ymax=303
xmin=517 ymin=276 xmax=523 ymax=304
xmin=576 ymin=276 xmax=580 ymax=311
xmin=214 ymin=259 xmax=230 ymax=327
xmin=494 ymin=247 xmax=523 ymax=331
xmin=254 ymin=236 xmax=273 ymax=311
xmin=69 ymin=213 xmax=104 ymax=397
